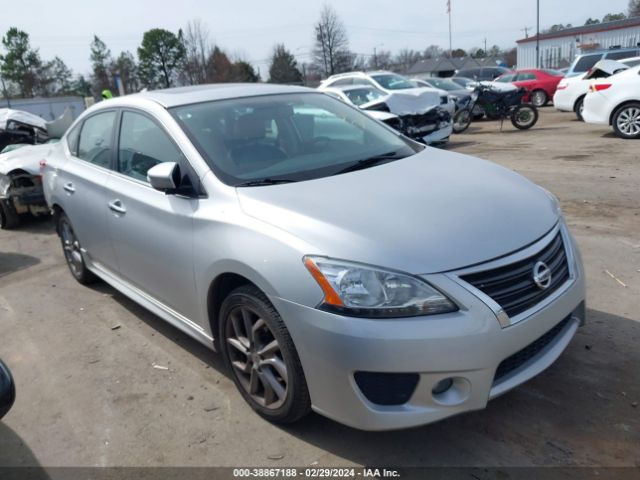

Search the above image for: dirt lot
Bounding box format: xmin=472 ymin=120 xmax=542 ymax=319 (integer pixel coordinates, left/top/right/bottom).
xmin=0 ymin=109 xmax=638 ymax=469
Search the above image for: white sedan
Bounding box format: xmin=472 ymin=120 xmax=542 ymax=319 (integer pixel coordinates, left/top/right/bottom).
xmin=582 ymin=65 xmax=640 ymax=139
xmin=554 ymin=57 xmax=640 ymax=120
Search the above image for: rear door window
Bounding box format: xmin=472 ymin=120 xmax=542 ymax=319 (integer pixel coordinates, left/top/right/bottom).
xmin=77 ymin=111 xmax=117 ymax=168
xmin=573 ymin=54 xmax=603 ymax=73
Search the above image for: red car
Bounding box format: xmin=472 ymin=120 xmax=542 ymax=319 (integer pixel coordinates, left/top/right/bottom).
xmin=494 ymin=69 xmax=565 ymax=107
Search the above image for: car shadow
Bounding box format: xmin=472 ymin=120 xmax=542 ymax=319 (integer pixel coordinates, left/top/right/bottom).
xmin=0 ymin=253 xmax=40 ymax=278
xmin=0 ymin=423 xmax=50 ymax=479
xmin=85 ymin=282 xmax=230 ymax=379
xmin=4 ymin=216 xmax=55 ymax=236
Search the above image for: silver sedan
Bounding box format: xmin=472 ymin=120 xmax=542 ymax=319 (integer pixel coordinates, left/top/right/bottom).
xmin=43 ymin=84 xmax=585 ymax=430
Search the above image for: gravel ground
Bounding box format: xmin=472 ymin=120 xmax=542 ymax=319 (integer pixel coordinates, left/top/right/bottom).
xmin=0 ymin=109 xmax=638 ymax=469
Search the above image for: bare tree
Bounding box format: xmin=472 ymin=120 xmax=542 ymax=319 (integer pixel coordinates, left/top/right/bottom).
xmin=369 ymin=49 xmax=393 ymax=70
xmin=394 ymin=49 xmax=422 ymax=73
xmin=182 ymin=19 xmax=210 ymax=85
xmin=423 ymin=45 xmax=444 ymax=59
xmin=313 ymin=4 xmax=350 ymax=77
xmin=630 ymin=0 xmax=640 ymax=17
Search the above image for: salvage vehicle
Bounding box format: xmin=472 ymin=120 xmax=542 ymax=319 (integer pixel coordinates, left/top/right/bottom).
xmin=0 ymin=108 xmax=74 ymax=229
xmin=582 ymin=64 xmax=640 ymax=139
xmin=0 ymin=109 xmax=49 ymax=152
xmin=43 ymin=84 xmax=585 ymax=431
xmin=319 ymin=85 xmax=452 ymax=145
xmin=0 ymin=359 xmax=15 ymax=420
xmin=554 ymin=57 xmax=640 ymax=120
xmin=411 ymin=78 xmax=476 ymax=133
xmin=452 ymin=82 xmax=538 ymax=132
xmin=494 ymin=69 xmax=565 ymax=107
xmin=318 ymin=71 xmax=456 ymax=116
xmin=0 ymin=143 xmax=55 ymax=229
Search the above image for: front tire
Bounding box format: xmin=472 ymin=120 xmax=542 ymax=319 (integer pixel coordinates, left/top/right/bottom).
xmin=219 ymin=285 xmax=311 ymax=424
xmin=511 ymin=104 xmax=539 ymax=130
xmin=57 ymin=212 xmax=98 ymax=284
xmin=0 ymin=200 xmax=20 ymax=230
xmin=575 ymin=96 xmax=585 ymax=121
xmin=612 ymin=103 xmax=640 ymax=139
xmin=531 ymin=89 xmax=548 ymax=107
xmin=452 ymin=109 xmax=472 ymax=133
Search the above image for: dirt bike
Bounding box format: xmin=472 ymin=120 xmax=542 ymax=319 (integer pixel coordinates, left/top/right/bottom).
xmin=453 ymin=83 xmax=539 ymax=133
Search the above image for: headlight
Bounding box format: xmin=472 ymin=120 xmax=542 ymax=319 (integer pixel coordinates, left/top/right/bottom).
xmin=303 ymin=256 xmax=458 ymax=318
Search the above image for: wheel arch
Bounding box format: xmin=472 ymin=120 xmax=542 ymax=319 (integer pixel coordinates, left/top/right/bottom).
xmin=609 ymin=100 xmax=640 ymax=126
xmin=573 ymin=94 xmax=586 ymax=112
xmin=206 ymin=271 xmax=261 ymax=350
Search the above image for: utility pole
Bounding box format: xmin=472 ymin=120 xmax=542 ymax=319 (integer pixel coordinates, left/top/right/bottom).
xmin=373 ymin=46 xmax=378 ymax=69
xmin=536 ymin=0 xmax=540 ymax=68
xmin=448 ymin=0 xmax=453 ymax=57
xmin=522 ymin=26 xmax=532 ymax=38
xmin=484 ymin=38 xmax=487 ymax=54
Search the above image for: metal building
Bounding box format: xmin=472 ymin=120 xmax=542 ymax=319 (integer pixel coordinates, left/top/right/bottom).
xmin=517 ymin=17 xmax=640 ymax=69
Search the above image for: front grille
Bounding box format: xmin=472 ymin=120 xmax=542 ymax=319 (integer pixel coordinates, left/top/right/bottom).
xmin=461 ymin=232 xmax=570 ymax=318
xmin=494 ymin=315 xmax=571 ymax=384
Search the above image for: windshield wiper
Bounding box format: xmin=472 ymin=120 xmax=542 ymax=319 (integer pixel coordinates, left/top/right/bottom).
xmin=333 ymin=151 xmax=406 ymax=175
xmin=236 ymin=178 xmax=298 ymax=187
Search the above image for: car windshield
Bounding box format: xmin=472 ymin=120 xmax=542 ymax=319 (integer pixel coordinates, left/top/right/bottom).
xmin=371 ymin=74 xmax=416 ymax=90
xmin=423 ymin=78 xmax=460 ymax=91
xmin=171 ymin=93 xmax=417 ymax=186
xmin=343 ymin=87 xmax=386 ymax=106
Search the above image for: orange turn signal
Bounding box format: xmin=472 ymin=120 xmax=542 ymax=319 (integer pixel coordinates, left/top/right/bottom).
xmin=303 ymin=257 xmax=344 ymax=306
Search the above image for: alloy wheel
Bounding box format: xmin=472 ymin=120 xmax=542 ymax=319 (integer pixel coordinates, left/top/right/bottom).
xmin=60 ymin=219 xmax=84 ymax=277
xmin=531 ymin=90 xmax=547 ymax=107
xmin=225 ymin=306 xmax=288 ymax=409
xmin=616 ymin=107 xmax=640 ymax=137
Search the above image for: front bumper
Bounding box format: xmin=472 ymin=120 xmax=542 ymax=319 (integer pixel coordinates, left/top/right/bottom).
xmin=422 ymin=123 xmax=452 ymax=145
xmin=271 ymin=223 xmax=585 ymax=431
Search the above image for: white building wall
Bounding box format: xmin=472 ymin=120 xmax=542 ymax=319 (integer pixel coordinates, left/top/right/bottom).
xmin=517 ymin=24 xmax=640 ymax=68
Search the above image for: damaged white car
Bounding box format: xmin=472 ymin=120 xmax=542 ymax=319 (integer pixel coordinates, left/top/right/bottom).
xmin=0 ymin=108 xmax=74 ymax=229
xmin=319 ymin=82 xmax=453 ymax=145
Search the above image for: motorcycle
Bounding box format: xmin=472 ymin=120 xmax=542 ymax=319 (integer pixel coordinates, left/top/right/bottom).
xmin=453 ymin=83 xmax=539 ymax=133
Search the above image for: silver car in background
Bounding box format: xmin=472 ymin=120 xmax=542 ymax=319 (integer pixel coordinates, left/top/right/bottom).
xmin=43 ymin=84 xmax=585 ymax=431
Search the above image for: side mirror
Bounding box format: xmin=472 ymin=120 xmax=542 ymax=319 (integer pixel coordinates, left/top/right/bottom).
xmin=147 ymin=162 xmax=180 ymax=193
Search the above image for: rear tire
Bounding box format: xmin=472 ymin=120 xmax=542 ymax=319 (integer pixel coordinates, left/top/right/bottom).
xmin=575 ymin=96 xmax=585 ymax=121
xmin=531 ymin=90 xmax=548 ymax=107
xmin=612 ymin=102 xmax=640 ymax=139
xmin=57 ymin=212 xmax=98 ymax=285
xmin=0 ymin=200 xmax=20 ymax=230
xmin=511 ymin=105 xmax=539 ymax=130
xmin=219 ymin=285 xmax=311 ymax=424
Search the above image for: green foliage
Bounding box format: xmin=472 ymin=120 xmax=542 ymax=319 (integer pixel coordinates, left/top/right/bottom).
xmin=90 ymin=35 xmax=112 ymax=96
xmin=269 ymin=44 xmax=302 ymax=84
xmin=115 ymin=51 xmax=139 ymax=93
xmin=0 ymin=27 xmax=41 ymax=97
xmin=232 ymin=61 xmax=259 ymax=82
xmin=451 ymin=48 xmax=467 ymax=58
xmin=584 ymin=17 xmax=601 ymax=25
xmin=602 ymin=12 xmax=626 ymax=22
xmin=138 ymin=28 xmax=186 ymax=88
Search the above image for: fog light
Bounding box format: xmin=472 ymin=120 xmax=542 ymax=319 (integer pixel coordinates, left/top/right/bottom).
xmin=432 ymin=378 xmax=453 ymax=395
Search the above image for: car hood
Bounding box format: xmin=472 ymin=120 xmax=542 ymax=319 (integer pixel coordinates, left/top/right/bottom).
xmin=364 ymin=88 xmax=444 ymax=116
xmin=237 ymin=149 xmax=559 ymax=274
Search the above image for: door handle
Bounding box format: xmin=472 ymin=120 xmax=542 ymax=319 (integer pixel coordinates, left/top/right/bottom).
xmin=63 ymin=183 xmax=75 ymax=194
xmin=108 ymin=199 xmax=126 ymax=214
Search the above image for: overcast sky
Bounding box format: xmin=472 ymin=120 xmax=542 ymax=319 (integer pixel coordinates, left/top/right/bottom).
xmin=0 ymin=0 xmax=632 ymax=78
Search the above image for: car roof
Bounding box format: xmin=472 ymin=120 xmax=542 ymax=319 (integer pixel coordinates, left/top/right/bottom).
xmin=126 ymin=83 xmax=313 ymax=108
